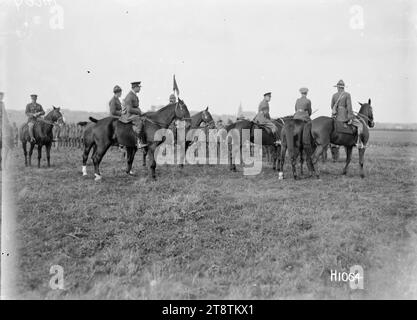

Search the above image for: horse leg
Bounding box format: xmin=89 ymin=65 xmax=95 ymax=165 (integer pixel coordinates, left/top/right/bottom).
xmin=342 ymin=146 xmax=353 ymax=175
xmin=92 ymin=143 xmax=111 ymax=181
xmin=37 ymin=145 xmax=42 ymax=168
xmin=278 ymin=138 xmax=287 ymax=180
xmin=147 ymin=145 xmax=157 ymax=180
xmin=142 ymin=147 xmax=147 ymax=167
xmin=46 ymin=143 xmax=52 ymax=167
xmin=28 ymin=143 xmax=35 ymax=167
xmin=126 ymin=147 xmax=137 ymax=175
xmin=300 ymin=150 xmax=304 ymax=176
xmin=22 ymin=141 xmax=28 ymax=166
xmin=82 ymin=142 xmax=94 ymax=176
xmin=359 ymin=147 xmax=366 ymax=178
xmin=290 ymin=146 xmax=299 ymax=180
xmin=310 ymin=144 xmax=328 ymax=179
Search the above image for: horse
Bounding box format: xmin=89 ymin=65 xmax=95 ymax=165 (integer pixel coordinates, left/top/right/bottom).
xmin=279 ymin=118 xmax=308 ymax=180
xmin=20 ymin=106 xmax=64 ymax=167
xmin=303 ymin=99 xmax=374 ymax=178
xmin=83 ymin=99 xmax=191 ymax=181
xmin=142 ymin=106 xmax=215 ymax=167
xmin=224 ymin=117 xmax=291 ymax=172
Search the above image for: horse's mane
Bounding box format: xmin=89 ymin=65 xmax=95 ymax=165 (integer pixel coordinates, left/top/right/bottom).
xmin=144 ymin=102 xmax=177 ymax=118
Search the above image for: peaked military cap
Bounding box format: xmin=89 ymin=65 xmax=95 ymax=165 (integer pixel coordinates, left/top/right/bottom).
xmin=131 ymin=81 xmax=141 ymax=88
xmin=299 ymin=87 xmax=309 ymax=94
xmin=334 ymin=80 xmax=345 ymax=88
xmin=113 ymin=85 xmax=122 ymax=93
xmin=264 ymin=92 xmax=272 ymax=97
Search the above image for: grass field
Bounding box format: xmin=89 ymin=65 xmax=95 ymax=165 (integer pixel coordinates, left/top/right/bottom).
xmin=5 ymin=130 xmax=417 ymax=299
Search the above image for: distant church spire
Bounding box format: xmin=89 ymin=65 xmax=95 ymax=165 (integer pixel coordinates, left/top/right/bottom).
xmin=237 ymin=102 xmax=243 ymax=117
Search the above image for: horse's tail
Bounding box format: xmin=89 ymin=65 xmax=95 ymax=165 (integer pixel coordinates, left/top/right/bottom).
xmin=284 ymin=120 xmax=295 ymax=156
xmin=89 ymin=117 xmax=98 ymax=123
xmin=302 ymin=121 xmax=314 ymax=156
xmin=77 ymin=121 xmax=89 ymax=126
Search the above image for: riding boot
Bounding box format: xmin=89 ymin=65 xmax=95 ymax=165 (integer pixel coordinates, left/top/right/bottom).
xmin=134 ymin=119 xmax=147 ymax=149
xmin=28 ymin=123 xmax=36 ymax=143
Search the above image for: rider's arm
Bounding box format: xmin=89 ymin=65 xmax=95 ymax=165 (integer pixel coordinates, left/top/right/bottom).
xmin=125 ymin=95 xmax=141 ymax=116
xmin=25 ymin=104 xmax=34 ymax=118
xmin=307 ymin=100 xmax=312 ymax=116
xmin=109 ymin=99 xmax=122 ymax=116
xmin=346 ymin=94 xmax=354 ymax=120
xmin=38 ymin=105 xmax=45 ymax=116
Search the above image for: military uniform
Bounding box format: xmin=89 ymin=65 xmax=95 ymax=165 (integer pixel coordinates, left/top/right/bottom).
xmin=331 ymin=91 xmax=353 ymax=122
xmin=25 ymin=101 xmax=45 ymax=123
xmin=331 ymin=80 xmax=364 ymax=148
xmin=120 ymin=90 xmax=142 ymax=123
xmin=254 ymin=98 xmax=278 ymax=134
xmin=294 ymin=96 xmax=312 ymax=122
xmin=109 ymin=96 xmax=122 ymax=117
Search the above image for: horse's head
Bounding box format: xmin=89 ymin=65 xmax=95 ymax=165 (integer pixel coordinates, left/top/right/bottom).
xmin=46 ymin=106 xmax=65 ymax=126
xmin=358 ymin=99 xmax=374 ymax=128
xmin=175 ymin=98 xmax=191 ymax=128
xmin=202 ymin=107 xmax=215 ymax=129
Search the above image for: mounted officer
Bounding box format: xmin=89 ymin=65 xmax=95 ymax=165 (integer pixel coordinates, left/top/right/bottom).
xmin=25 ymin=94 xmax=45 ymax=143
xmin=253 ymin=92 xmax=280 ymax=145
xmin=331 ymin=80 xmax=364 ymax=148
xmin=109 ymin=85 xmax=123 ymax=117
xmin=293 ymin=87 xmax=312 ymax=121
xmin=119 ymin=81 xmax=147 ymax=148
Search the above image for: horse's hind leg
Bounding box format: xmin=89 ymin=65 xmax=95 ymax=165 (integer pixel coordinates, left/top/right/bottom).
xmin=22 ymin=141 xmax=28 ymax=166
xmin=126 ymin=147 xmax=137 ymax=175
xmin=278 ymin=137 xmax=287 ymax=180
xmin=28 ymin=143 xmax=35 ymax=167
xmin=92 ymin=143 xmax=110 ymax=181
xmin=46 ymin=143 xmax=52 ymax=167
xmin=82 ymin=142 xmax=94 ymax=176
xmin=37 ymin=145 xmax=42 ymax=168
xmin=142 ymin=147 xmax=147 ymax=167
xmin=342 ymin=146 xmax=353 ymax=175
xmin=358 ymin=148 xmax=366 ymax=178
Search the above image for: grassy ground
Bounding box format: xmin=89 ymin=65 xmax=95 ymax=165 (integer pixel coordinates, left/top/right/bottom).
xmin=6 ymin=130 xmax=417 ymax=299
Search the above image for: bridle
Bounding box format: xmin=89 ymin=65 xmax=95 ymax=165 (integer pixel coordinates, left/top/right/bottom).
xmin=144 ymin=101 xmax=191 ymax=128
xmin=201 ymin=110 xmax=215 ymax=128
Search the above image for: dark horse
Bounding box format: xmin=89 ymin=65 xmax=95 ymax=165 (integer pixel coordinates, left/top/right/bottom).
xmin=142 ymin=106 xmax=215 ymax=166
xmin=224 ymin=117 xmax=291 ymax=172
xmin=279 ymin=118 xmax=308 ymax=180
xmin=20 ymin=107 xmax=64 ymax=167
xmin=82 ymin=99 xmax=191 ymax=181
xmin=303 ymin=99 xmax=374 ymax=178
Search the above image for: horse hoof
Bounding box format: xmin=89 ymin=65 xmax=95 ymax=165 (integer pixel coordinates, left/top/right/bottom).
xmin=127 ymin=170 xmax=135 ymax=176
xmin=278 ymin=172 xmax=284 ymax=180
xmin=360 ymin=174 xmax=365 ymax=179
xmin=94 ymin=174 xmax=102 ymax=181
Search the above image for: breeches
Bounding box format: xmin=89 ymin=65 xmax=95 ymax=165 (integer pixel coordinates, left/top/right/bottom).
xmin=351 ymin=118 xmax=363 ymax=134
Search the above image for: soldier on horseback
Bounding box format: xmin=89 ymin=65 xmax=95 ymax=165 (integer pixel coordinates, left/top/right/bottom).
xmin=293 ymin=87 xmax=312 ymax=122
xmin=25 ymin=94 xmax=45 ymax=143
xmin=253 ymin=92 xmax=280 ymax=145
xmin=109 ymin=85 xmax=123 ymax=117
xmin=331 ymin=80 xmax=364 ymax=149
xmin=119 ymin=81 xmax=147 ymax=148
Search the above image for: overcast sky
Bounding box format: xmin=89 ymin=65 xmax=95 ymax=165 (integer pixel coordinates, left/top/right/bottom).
xmin=1 ymin=0 xmax=416 ymax=122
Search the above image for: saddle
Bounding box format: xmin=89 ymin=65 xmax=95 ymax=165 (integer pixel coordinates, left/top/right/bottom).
xmin=334 ymin=120 xmax=357 ymax=136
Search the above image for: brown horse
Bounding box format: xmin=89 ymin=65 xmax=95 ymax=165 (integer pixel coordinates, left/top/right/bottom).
xmin=303 ymin=99 xmax=374 ymax=178
xmin=224 ymin=117 xmax=291 ymax=172
xmin=83 ymin=99 xmax=191 ymax=181
xmin=20 ymin=107 xmax=64 ymax=167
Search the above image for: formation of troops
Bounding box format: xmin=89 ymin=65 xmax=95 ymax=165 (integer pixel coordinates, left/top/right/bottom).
xmin=0 ymin=77 xmax=365 ymax=153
